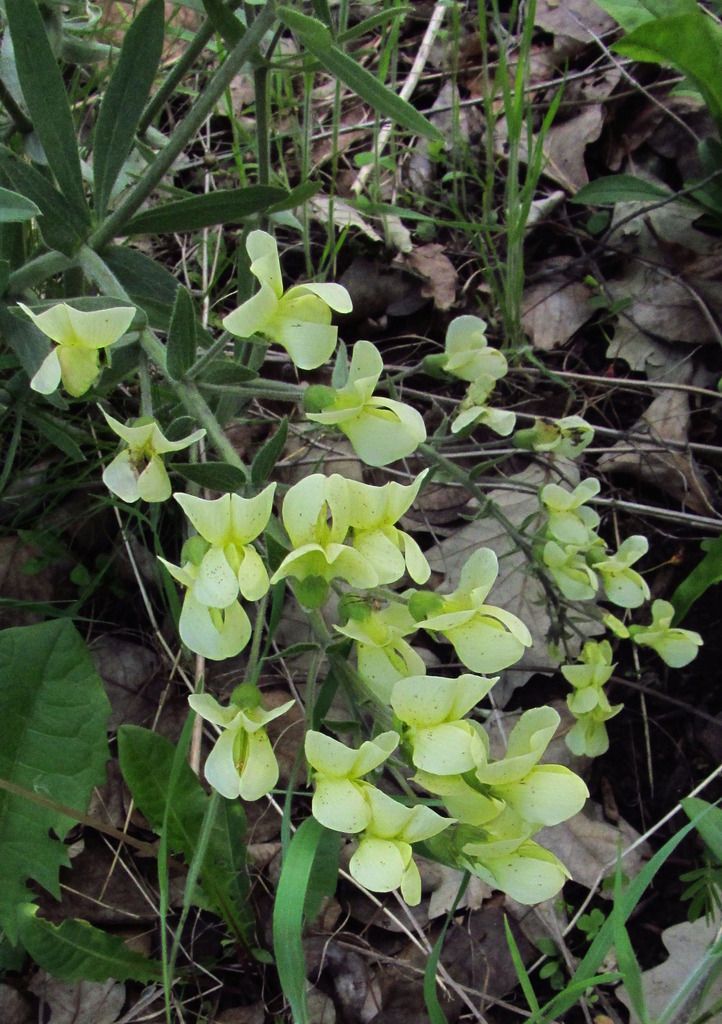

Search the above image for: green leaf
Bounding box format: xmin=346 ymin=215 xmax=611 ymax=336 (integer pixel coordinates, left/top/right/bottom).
xmin=93 ymin=0 xmax=165 ymax=217
xmin=201 ymin=0 xmax=245 ymax=47
xmin=0 ymin=620 xmax=110 ymax=942
xmin=167 ymin=285 xmax=198 ymax=381
xmin=118 ymin=725 xmax=253 ymax=943
xmin=0 ymin=186 xmax=40 ymax=223
xmin=200 ymin=359 xmax=257 ymax=384
xmin=17 ymin=906 xmax=161 ymax=982
xmin=172 ymin=461 xmax=246 ymax=492
xmin=0 ymin=147 xmax=86 ymax=255
xmin=265 ymin=180 xmax=323 ymax=214
xmin=614 ymin=14 xmax=722 ymax=129
xmin=25 ymin=410 xmax=85 ymax=462
xmin=5 ymin=0 xmax=89 ymax=224
xmin=251 ymin=418 xmax=288 ymax=486
xmin=276 ymin=6 xmax=442 ymax=142
xmin=104 ymin=245 xmax=181 ymax=329
xmin=0 ymin=304 xmax=49 ymax=381
xmin=595 ymin=0 xmax=697 ymax=32
xmin=573 ymin=174 xmax=673 ymax=206
xmin=670 ymin=535 xmax=722 ymax=625
xmin=682 ymin=798 xmax=722 ymax=862
xmin=125 ymin=186 xmax=287 ymax=235
xmin=273 ymin=818 xmax=332 ymax=1024
xmin=338 ymin=6 xmax=409 ymax=46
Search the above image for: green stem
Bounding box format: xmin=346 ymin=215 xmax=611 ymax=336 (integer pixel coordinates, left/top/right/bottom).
xmin=89 ymin=2 xmax=277 ymax=250
xmin=254 ymin=63 xmax=270 ymax=190
xmin=8 ymin=251 xmax=75 ymax=294
xmin=79 ymin=246 xmax=249 ymax=477
xmin=198 ymin=379 xmax=304 ymax=401
xmin=246 ymin=591 xmax=269 ymax=686
xmin=186 ymin=330 xmax=233 ymax=379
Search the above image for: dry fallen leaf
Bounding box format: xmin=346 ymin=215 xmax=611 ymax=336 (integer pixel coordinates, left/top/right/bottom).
xmin=522 ymin=257 xmax=594 ymax=350
xmin=543 ymin=104 xmax=605 ymax=192
xmin=617 ymin=913 xmax=722 ymax=1023
xmin=405 ymin=243 xmax=458 ymax=311
xmin=597 ymin=389 xmax=716 ymax=515
xmin=535 ymin=0 xmax=615 ymax=48
xmin=28 ymin=975 xmax=125 ymax=1024
xmin=0 ymin=985 xmax=32 ymax=1024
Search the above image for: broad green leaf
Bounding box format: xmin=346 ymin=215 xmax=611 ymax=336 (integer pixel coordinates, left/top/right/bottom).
xmin=614 ymin=14 xmax=722 ymax=129
xmin=5 ymin=0 xmax=89 ymax=224
xmin=0 ymin=186 xmax=40 ymax=223
xmin=103 ymin=245 xmax=180 ymax=329
xmin=172 ymin=461 xmax=247 ymax=492
xmin=273 ymin=818 xmax=333 ymax=1024
xmin=17 ymin=906 xmax=162 ymax=982
xmin=125 ymin=186 xmax=287 ymax=235
xmin=93 ymin=0 xmax=165 ymax=217
xmin=277 ymin=7 xmax=442 ymax=142
xmin=573 ymin=175 xmax=672 ymax=205
xmin=670 ymin=535 xmax=722 ymax=624
xmin=251 ymin=418 xmax=288 ymax=486
xmin=0 ymin=619 xmax=110 ymax=942
xmin=595 ymin=0 xmax=697 ymax=32
xmin=118 ymin=725 xmax=253 ymax=942
xmin=266 ymin=180 xmax=323 ymax=214
xmin=201 ymin=0 xmax=245 ymax=47
xmin=0 ymin=147 xmax=87 ymax=255
xmin=0 ymin=305 xmax=50 ymax=381
xmin=167 ymin=285 xmax=198 ymax=381
xmin=682 ymin=798 xmax=722 ymax=862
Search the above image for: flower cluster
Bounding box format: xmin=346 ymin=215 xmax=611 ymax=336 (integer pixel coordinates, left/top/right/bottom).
xmin=539 ymin=478 xmax=650 ymax=608
xmin=606 ymin=601 xmax=703 ymax=667
xmin=270 ymin=471 xmax=430 ymax=608
xmin=561 ymin=641 xmax=622 ymax=757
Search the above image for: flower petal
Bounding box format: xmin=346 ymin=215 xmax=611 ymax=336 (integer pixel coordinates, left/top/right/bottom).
xmin=103 ymin=450 xmax=140 ymax=502
xmin=412 ymin=723 xmax=481 ymax=775
xmin=247 ymin=229 xmax=283 ymax=296
xmin=350 ymin=837 xmax=408 ymax=892
xmin=29 ymin=349 xmax=62 ymax=394
xmin=496 ymin=765 xmax=588 ymax=826
xmin=58 ymin=346 xmax=101 ymax=397
xmin=237 ymin=544 xmax=269 ymax=601
xmin=194 ymin=546 xmax=240 ymax=608
xmin=189 ymin=693 xmax=239 ymax=726
xmin=137 ymin=456 xmax=172 ymax=503
xmin=223 ymin=281 xmax=279 ymax=338
xmin=273 ymin=317 xmax=338 ymax=371
xmin=64 ymin=305 xmax=135 ymax=349
xmin=204 ymin=726 xmax=242 ymax=799
xmin=292 ymin=282 xmax=353 ymax=314
xmin=230 ymin=484 xmax=276 ymax=544
xmin=175 ymin=493 xmax=231 ymax=546
xmin=239 ymin=728 xmax=279 ymax=800
xmin=18 ymin=301 xmax=74 ymax=345
xmin=179 ymin=593 xmax=251 ymax=660
xmin=312 ymin=777 xmax=371 ymax=833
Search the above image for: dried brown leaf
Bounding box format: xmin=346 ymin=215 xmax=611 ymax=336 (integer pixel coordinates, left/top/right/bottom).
xmin=405 ymin=244 xmax=458 ymax=311
xmin=522 ymin=258 xmax=593 ymax=350
xmin=28 ymin=975 xmax=125 ymax=1024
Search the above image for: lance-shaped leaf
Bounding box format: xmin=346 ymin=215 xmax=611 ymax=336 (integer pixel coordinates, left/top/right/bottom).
xmin=5 ymin=0 xmax=89 ymax=224
xmin=0 ymin=620 xmax=110 ymax=942
xmin=125 ymin=186 xmax=287 ymax=236
xmin=93 ymin=0 xmax=165 ymax=217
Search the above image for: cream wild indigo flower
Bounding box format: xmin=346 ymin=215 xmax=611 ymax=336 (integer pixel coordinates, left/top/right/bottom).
xmin=270 ymin=474 xmax=377 ymax=606
xmin=390 ymin=674 xmax=493 ymax=775
xmin=189 ymin=689 xmax=294 ymax=800
xmin=346 ymin=471 xmax=431 ymax=586
xmin=305 ymin=729 xmax=399 ymax=833
xmin=101 ymin=410 xmax=205 ymax=503
xmin=411 ymin=548 xmax=532 ymax=673
xmin=334 ymin=599 xmax=426 ymax=703
xmin=173 ymin=485 xmax=276 ymax=606
xmin=451 ymin=378 xmax=516 ymax=436
xmin=459 ymin=826 xmax=572 ymax=904
xmin=590 ymin=535 xmax=650 ymax=608
xmin=540 ymin=478 xmax=601 ymax=547
xmin=515 ymin=415 xmax=594 ymax=459
xmin=304 ymin=340 xmax=426 ymax=466
xmin=20 ymin=301 xmax=135 ymax=397
xmin=348 ymin=786 xmax=452 ymax=905
xmin=630 ymin=599 xmax=703 ymax=667
xmin=222 ymin=230 xmax=352 ymax=370
xmin=542 ymin=541 xmax=599 ymax=601
xmin=426 ymin=315 xmax=508 ymax=383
